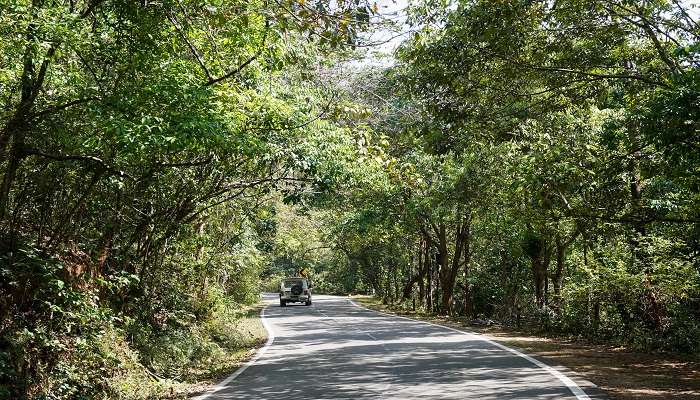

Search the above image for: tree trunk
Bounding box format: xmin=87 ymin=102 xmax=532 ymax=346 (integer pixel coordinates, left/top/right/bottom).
xmin=543 ymin=246 xmax=550 ymax=307
xmin=417 ymin=238 xmax=425 ymax=306
xmin=0 ymin=37 xmax=58 ymax=219
xmin=196 ymin=221 xmax=206 ymax=260
xmin=532 ymin=252 xmax=546 ymax=309
xmin=426 ymin=237 xmax=433 ymax=312
xmin=462 ymin=222 xmax=472 ymax=317
xmin=552 ymin=236 xmax=565 ymax=309
xmin=0 ymin=128 xmax=26 ymax=221
xmin=525 ymin=229 xmax=548 ymax=309
xmin=553 ymin=230 xmax=578 ymax=311
xmin=438 ymin=216 xmax=471 ymax=315
xmin=94 ymin=226 xmax=114 ymax=279
xmin=402 ymin=240 xmax=427 ymax=301
xmin=392 ymin=261 xmax=399 ymax=304
xmin=628 ymin=124 xmax=664 ymax=331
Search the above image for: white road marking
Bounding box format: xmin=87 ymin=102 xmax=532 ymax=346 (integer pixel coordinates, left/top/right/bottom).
xmin=193 ymin=297 xmax=593 ymax=400
xmin=347 ymin=299 xmax=592 ymax=400
xmin=192 ymin=304 xmax=276 ymax=400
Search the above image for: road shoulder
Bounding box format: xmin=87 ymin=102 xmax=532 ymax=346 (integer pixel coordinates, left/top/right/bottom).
xmin=182 ymin=302 xmax=271 ymax=400
xmin=351 ymin=296 xmax=700 ymax=400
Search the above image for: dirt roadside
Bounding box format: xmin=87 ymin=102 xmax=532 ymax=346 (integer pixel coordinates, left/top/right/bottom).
xmin=180 ymin=303 xmax=268 ymax=399
xmin=352 ymin=296 xmax=700 ymax=400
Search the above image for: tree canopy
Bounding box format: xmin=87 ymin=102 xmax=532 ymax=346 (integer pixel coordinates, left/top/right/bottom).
xmin=1 ymin=0 xmax=699 ymax=398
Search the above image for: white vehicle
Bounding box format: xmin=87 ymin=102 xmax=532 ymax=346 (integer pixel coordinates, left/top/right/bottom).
xmin=279 ymin=277 xmax=312 ymax=306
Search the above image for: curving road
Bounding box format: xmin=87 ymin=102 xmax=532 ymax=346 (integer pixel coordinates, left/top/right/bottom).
xmin=196 ymin=295 xmax=605 ymax=400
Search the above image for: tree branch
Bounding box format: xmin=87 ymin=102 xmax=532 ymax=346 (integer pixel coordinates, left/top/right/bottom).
xmin=154 ymin=157 xmax=213 ymax=168
xmin=31 ymin=96 xmax=99 ymax=118
xmin=167 ymin=12 xmax=214 ymax=82
xmin=204 ymin=20 xmax=270 ymax=87
xmin=23 ymin=147 xmax=133 ymax=179
xmin=526 ymin=65 xmax=669 ymax=88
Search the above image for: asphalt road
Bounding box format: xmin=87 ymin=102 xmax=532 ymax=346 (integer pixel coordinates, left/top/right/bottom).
xmin=198 ymin=295 xmax=604 ymax=400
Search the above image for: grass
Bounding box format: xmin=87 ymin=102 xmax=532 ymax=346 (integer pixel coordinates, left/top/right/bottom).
xmin=168 ymin=303 xmax=268 ymax=399
xmin=352 ymin=295 xmax=700 ymax=400
xmin=103 ymin=302 xmax=268 ymax=400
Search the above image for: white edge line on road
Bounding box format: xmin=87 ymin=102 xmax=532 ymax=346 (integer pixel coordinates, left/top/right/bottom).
xmin=192 ymin=304 xmax=275 ymax=400
xmin=348 ymin=299 xmax=591 ymax=400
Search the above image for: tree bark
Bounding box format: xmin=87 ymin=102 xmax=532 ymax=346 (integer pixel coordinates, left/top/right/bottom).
xmin=462 ymin=222 xmax=473 ymax=317
xmin=404 ymin=237 xmax=431 ymax=300
xmin=532 ymin=252 xmax=546 ymax=308
xmin=552 ymin=235 xmax=565 ymax=309
xmin=417 ymin=238 xmax=425 ymax=305
xmin=552 ymin=230 xmax=578 ymax=310
xmin=544 ymin=250 xmax=549 ymax=307
xmin=438 ymin=216 xmax=471 ymax=315
xmin=0 ymin=35 xmax=60 ymax=219
xmin=437 ymin=223 xmax=452 ymax=314
xmin=525 ymin=229 xmax=551 ymax=310
xmin=425 ymin=236 xmax=433 ymax=312
xmin=628 ymin=121 xmax=664 ymax=331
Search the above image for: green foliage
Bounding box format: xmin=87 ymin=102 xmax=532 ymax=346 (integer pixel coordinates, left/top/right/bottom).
xmin=1 ymin=0 xmax=699 ymax=397
xmin=1 ymin=244 xmax=117 ymax=398
xmin=297 ymin=0 xmax=700 ymax=353
xmin=0 ymin=0 xmax=377 ymax=397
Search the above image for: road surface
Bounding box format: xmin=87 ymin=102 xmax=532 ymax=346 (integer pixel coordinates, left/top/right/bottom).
xmin=198 ymin=295 xmax=604 ymax=400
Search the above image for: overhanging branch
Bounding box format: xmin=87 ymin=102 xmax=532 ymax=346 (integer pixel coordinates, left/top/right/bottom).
xmin=204 ymin=20 xmax=270 ymax=87
xmin=23 ymin=147 xmax=133 ymax=180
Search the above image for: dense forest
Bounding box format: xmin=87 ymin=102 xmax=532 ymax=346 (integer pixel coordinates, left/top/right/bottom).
xmin=1 ymin=0 xmax=699 ymax=398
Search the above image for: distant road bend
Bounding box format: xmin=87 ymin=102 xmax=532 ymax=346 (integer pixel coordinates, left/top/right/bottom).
xmin=195 ymin=295 xmax=605 ymax=400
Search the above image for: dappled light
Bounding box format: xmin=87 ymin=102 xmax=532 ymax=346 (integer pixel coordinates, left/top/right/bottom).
xmin=1 ymin=0 xmax=698 ymax=398
xmin=203 ymin=296 xmax=600 ymax=400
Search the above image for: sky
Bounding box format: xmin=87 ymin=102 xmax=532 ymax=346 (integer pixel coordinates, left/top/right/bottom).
xmin=353 ymin=0 xmax=700 ymax=66
xmin=356 ymin=0 xmax=411 ymax=65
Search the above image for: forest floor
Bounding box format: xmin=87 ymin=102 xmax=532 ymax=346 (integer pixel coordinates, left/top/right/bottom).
xmin=352 ymin=296 xmax=700 ymax=400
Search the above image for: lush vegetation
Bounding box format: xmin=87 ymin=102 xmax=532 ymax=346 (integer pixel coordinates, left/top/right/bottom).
xmin=0 ymin=0 xmax=375 ymax=397
xmin=315 ymin=0 xmax=700 ymax=353
xmin=1 ymin=0 xmax=699 ymax=398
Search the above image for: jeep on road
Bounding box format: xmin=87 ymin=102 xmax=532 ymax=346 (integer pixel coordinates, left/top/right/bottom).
xmin=279 ymin=278 xmax=312 ymax=306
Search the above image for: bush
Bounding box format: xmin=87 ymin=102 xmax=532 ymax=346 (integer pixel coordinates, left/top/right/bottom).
xmin=1 ymin=239 xmax=267 ymax=399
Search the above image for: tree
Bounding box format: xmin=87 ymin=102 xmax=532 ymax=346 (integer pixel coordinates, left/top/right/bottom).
xmin=311 ymin=0 xmax=700 ymax=350
xmin=0 ymin=0 xmax=381 ymax=397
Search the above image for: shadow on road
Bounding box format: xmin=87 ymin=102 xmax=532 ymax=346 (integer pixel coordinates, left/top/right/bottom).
xmin=206 ymin=296 xmax=599 ymax=400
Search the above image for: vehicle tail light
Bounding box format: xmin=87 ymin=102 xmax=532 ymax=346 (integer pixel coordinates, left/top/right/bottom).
xmin=303 ymin=289 xmax=309 ymax=295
